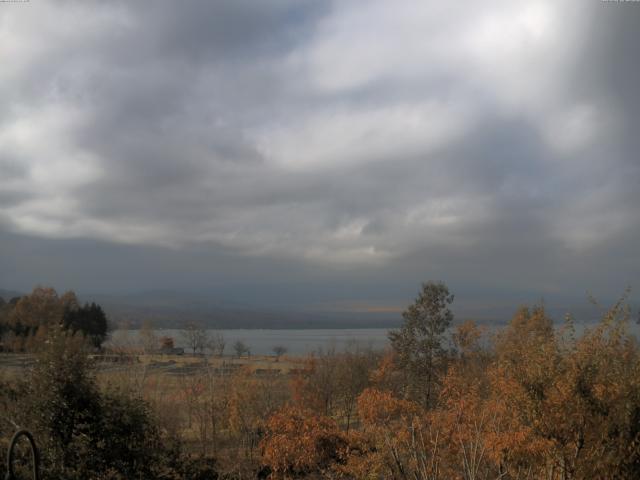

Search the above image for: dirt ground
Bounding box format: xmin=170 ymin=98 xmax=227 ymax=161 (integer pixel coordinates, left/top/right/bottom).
xmin=0 ymin=352 xmax=306 ymax=377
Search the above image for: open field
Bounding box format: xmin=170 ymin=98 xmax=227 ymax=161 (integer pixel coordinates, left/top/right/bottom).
xmin=0 ymin=352 xmax=306 ymax=377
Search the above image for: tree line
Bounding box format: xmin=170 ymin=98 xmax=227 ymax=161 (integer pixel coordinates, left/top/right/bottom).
xmin=0 ymin=287 xmax=108 ymax=351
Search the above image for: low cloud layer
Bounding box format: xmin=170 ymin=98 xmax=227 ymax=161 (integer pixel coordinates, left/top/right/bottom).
xmin=1 ymin=1 xmax=639 ymax=306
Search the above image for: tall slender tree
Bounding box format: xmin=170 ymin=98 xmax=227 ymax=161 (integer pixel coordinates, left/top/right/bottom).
xmin=389 ymin=281 xmax=454 ymax=408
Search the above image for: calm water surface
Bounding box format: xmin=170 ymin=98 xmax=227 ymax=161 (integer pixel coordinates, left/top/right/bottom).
xmin=110 ymin=328 xmax=391 ymax=355
xmin=110 ymin=321 xmax=639 ymax=356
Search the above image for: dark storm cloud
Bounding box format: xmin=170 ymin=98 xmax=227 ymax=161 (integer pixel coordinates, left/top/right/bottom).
xmin=0 ymin=0 xmax=639 ymax=306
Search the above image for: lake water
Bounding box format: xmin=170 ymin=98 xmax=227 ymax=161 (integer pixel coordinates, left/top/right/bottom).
xmin=109 ymin=328 xmax=391 ymax=355
xmin=110 ymin=321 xmax=639 ymax=356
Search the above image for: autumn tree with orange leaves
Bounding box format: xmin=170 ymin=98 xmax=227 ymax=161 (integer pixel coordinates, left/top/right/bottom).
xmin=260 ymin=406 xmax=349 ymax=479
xmin=277 ymin=288 xmax=640 ymax=480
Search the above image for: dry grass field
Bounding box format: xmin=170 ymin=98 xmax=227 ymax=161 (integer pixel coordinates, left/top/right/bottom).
xmin=0 ymin=351 xmax=308 ymax=475
xmin=90 ymin=353 xmax=309 ymax=471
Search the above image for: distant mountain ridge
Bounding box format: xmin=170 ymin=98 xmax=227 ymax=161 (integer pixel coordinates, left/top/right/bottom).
xmin=2 ymin=287 xmax=633 ymax=330
xmin=0 ymin=289 xmax=23 ymax=302
xmin=85 ymin=292 xmax=402 ymax=329
xmin=83 ymin=291 xmax=616 ymax=330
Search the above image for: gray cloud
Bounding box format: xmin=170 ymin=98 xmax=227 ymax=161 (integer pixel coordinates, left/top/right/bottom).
xmin=0 ymin=0 xmax=639 ymax=308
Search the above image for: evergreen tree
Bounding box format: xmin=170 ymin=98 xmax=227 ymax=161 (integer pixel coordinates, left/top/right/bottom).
xmin=62 ymin=302 xmax=108 ymax=348
xmin=388 ymin=281 xmax=454 ymax=408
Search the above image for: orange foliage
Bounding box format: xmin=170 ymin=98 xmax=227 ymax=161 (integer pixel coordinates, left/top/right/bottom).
xmin=357 ymin=387 xmax=420 ymax=427
xmin=348 ymin=388 xmax=439 ymax=479
xmin=451 ymin=320 xmax=484 ymax=358
xmin=369 ymin=349 xmax=404 ymax=395
xmin=340 ymin=301 xmax=640 ymax=479
xmin=260 ymin=406 xmax=349 ymax=478
xmin=289 ymin=358 xmax=322 ymax=411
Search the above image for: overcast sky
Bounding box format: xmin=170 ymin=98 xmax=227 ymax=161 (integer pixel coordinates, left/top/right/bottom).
xmin=1 ymin=1 xmax=639 ymax=312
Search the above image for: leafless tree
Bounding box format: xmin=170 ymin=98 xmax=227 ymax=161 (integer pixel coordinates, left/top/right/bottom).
xmin=233 ymin=340 xmax=249 ymax=358
xmin=208 ymin=331 xmax=226 ymax=357
xmin=272 ymin=345 xmax=287 ymax=361
xmin=181 ymin=321 xmax=209 ymax=355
